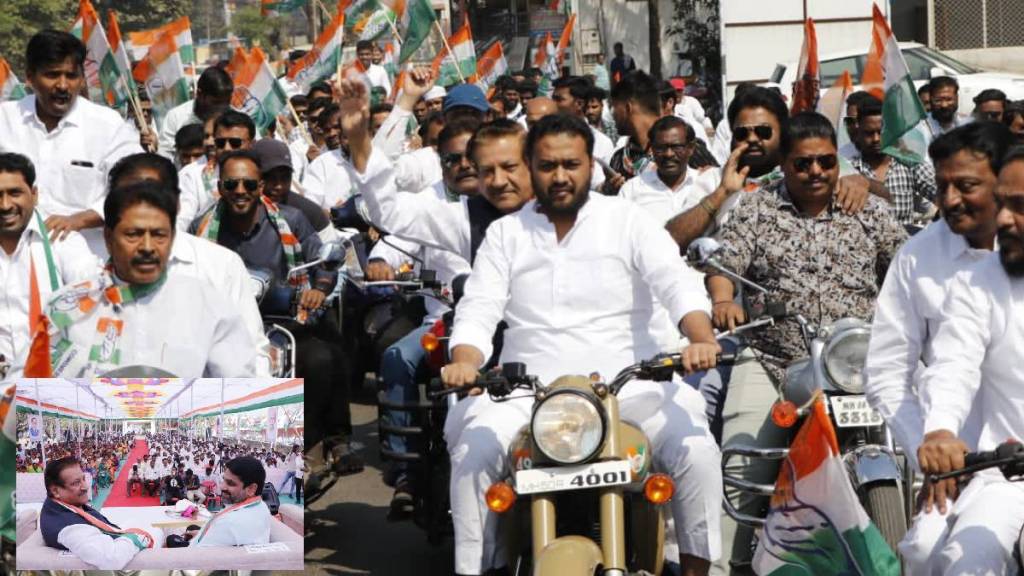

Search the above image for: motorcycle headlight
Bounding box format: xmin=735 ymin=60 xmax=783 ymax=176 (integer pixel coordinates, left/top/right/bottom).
xmin=531 ymin=390 xmax=605 ymax=465
xmin=823 ymin=327 xmax=871 ymax=393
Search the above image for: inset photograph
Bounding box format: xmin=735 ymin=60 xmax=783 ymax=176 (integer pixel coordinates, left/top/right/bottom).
xmin=13 ymin=377 xmax=304 ymax=571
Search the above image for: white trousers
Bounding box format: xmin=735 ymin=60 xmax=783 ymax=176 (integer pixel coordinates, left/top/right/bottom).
xmin=444 ymin=379 xmax=723 ymax=575
xmin=908 ymin=471 xmax=1024 ymax=575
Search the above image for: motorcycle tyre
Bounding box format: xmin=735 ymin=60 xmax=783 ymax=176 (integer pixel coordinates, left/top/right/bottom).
xmin=863 ymin=480 xmax=908 ymax=552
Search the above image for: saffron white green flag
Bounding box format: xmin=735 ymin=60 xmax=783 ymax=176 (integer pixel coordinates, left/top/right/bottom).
xmin=355 ymin=7 xmax=396 ymax=41
xmin=431 ymin=15 xmax=475 ymax=86
xmin=128 ymin=17 xmax=196 ymax=78
xmin=471 ymin=41 xmax=508 ymax=94
xmin=287 ymin=9 xmax=344 ymax=93
xmin=132 ymin=30 xmax=190 ymax=127
xmin=752 ymin=398 xmax=900 ymax=575
xmin=227 ymin=47 xmax=289 ymax=133
xmin=0 ymin=58 xmax=27 ymax=101
xmin=382 ymin=0 xmax=437 ymax=64
xmin=71 ymin=0 xmax=130 ymax=108
xmin=861 ymin=3 xmax=927 ymax=163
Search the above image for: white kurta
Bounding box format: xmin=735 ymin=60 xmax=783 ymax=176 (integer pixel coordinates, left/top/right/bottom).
xmin=301 ymin=149 xmax=354 ymax=209
xmin=0 ymin=213 xmax=101 ymax=378
xmin=176 ymin=156 xmax=218 ymax=232
xmin=191 ymin=499 xmax=272 ymax=547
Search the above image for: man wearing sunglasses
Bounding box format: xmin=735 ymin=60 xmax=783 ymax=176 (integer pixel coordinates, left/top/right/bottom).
xmin=176 ymin=111 xmax=255 ymax=231
xmin=665 ymin=87 xmax=874 ymax=250
xmin=972 ymin=88 xmax=1007 ymax=123
xmin=851 ymin=98 xmax=937 ymax=225
xmin=706 ymin=112 xmax=906 ymax=572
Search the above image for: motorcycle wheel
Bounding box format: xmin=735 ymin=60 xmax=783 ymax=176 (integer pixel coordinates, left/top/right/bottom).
xmin=863 ymin=481 xmax=908 ymax=551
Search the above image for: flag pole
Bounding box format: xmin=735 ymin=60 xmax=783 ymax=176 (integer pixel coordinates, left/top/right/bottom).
xmin=287 ymin=99 xmax=315 ymax=147
xmin=434 ymin=19 xmax=465 ymax=83
xmin=119 ymin=75 xmax=154 ymax=152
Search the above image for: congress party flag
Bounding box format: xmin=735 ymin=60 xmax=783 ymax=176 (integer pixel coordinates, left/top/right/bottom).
xmin=227 ymin=47 xmax=289 ymax=133
xmin=287 ymin=9 xmax=344 ymax=93
xmin=341 ymin=0 xmax=380 ymax=31
xmin=431 ymin=14 xmax=475 ymax=85
xmin=71 ymin=0 xmax=130 ymax=108
xmin=128 ymin=17 xmax=196 ymax=77
xmin=0 ymin=58 xmax=27 ymax=101
xmin=132 ymin=30 xmax=190 ymax=127
xmin=355 ymin=6 xmax=397 ymax=42
xmin=555 ymin=13 xmax=576 ymax=68
xmin=790 ymin=18 xmax=820 ymax=114
xmin=752 ymin=397 xmax=900 ymax=576
xmin=861 ymin=3 xmax=927 ymax=156
xmin=261 ymin=0 xmax=307 ymax=17
xmin=471 ymin=41 xmax=508 ymax=93
xmin=382 ymin=40 xmax=399 ymax=82
xmin=534 ymin=32 xmax=558 ymax=95
xmin=383 ymin=0 xmax=438 ymax=64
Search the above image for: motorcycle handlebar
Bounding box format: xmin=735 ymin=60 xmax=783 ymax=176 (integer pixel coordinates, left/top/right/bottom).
xmin=930 ymin=442 xmax=1024 ymax=482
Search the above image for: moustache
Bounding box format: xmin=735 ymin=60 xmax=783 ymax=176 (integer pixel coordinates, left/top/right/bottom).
xmin=998 ymin=229 xmax=1022 ymax=244
xmin=131 ymin=256 xmax=161 ymax=267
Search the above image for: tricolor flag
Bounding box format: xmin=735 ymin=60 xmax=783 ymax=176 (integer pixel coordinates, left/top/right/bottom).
xmin=128 ymin=17 xmax=196 ymax=77
xmin=382 ymin=41 xmax=399 ymax=82
xmin=355 ymin=6 xmax=396 ymax=41
xmin=0 ymin=58 xmax=27 ymax=101
xmin=287 ymin=9 xmax=344 ymax=93
xmin=132 ymin=30 xmax=190 ymax=127
xmin=383 ymin=0 xmax=438 ymax=64
xmin=431 ymin=15 xmax=475 ymax=86
xmin=471 ymin=41 xmax=508 ymax=93
xmin=752 ymin=398 xmax=900 ymax=575
xmin=534 ymin=32 xmax=558 ymax=95
xmin=226 ymin=47 xmax=289 ymax=133
xmin=71 ymin=0 xmax=130 ymax=108
xmin=342 ymin=0 xmax=381 ymax=32
xmin=555 ymin=13 xmax=576 ymax=68
xmin=106 ymin=12 xmax=139 ymax=105
xmin=790 ymin=18 xmax=820 ymax=114
xmin=860 ymin=3 xmax=926 ymax=157
xmin=261 ymin=0 xmax=307 ymax=17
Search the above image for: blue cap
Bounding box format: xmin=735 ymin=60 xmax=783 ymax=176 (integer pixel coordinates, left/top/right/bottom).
xmin=443 ymin=84 xmax=489 ymax=113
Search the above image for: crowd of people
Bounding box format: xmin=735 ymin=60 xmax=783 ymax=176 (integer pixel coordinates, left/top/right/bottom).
xmin=0 ymin=22 xmax=1023 ymax=575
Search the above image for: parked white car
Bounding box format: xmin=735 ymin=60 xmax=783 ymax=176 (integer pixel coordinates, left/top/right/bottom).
xmin=771 ymin=42 xmax=1024 ymax=114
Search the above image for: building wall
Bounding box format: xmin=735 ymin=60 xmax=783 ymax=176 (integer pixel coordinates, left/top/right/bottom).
xmin=574 ymin=0 xmax=677 ymax=75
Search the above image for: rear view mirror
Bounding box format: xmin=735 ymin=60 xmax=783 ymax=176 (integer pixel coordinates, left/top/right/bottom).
xmin=686 ymin=237 xmax=723 ymax=268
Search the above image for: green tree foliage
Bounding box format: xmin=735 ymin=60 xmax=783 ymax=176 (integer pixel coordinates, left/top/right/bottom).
xmin=231 ymin=5 xmax=288 ymax=54
xmin=104 ymin=0 xmax=194 ymax=32
xmin=0 ymin=0 xmax=77 ymax=75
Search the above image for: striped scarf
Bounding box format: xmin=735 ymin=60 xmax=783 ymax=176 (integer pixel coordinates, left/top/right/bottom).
xmin=195 ymin=196 xmax=308 ymax=289
xmin=47 ymin=264 xmax=167 ymax=377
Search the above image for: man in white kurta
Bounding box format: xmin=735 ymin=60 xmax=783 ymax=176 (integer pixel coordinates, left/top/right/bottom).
xmin=441 ymin=115 xmax=723 ymax=575
xmin=191 ymin=456 xmax=271 ymax=548
xmin=914 ymin=153 xmax=1024 ymax=575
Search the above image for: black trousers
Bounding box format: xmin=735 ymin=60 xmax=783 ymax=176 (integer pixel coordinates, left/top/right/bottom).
xmin=286 ymin=320 xmax=351 ymax=450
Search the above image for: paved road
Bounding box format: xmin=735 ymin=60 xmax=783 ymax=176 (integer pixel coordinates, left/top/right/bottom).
xmin=303 ymin=400 xmax=455 ymax=575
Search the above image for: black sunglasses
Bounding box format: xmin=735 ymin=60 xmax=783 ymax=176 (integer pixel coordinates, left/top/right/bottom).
xmin=215 ymin=137 xmax=244 ymax=149
xmin=981 ymin=111 xmax=1003 ymax=120
xmin=441 ymin=152 xmax=469 ymax=168
xmin=221 ymin=178 xmax=260 ymax=192
xmin=733 ymin=125 xmax=773 ymax=141
xmin=792 ymin=154 xmax=838 ymax=173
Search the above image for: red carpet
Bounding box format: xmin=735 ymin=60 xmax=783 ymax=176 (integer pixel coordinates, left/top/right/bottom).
xmin=102 ymin=439 xmax=160 ymax=507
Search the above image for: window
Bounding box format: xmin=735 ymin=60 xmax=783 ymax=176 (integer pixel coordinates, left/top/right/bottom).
xmin=820 ymin=56 xmax=864 ymax=86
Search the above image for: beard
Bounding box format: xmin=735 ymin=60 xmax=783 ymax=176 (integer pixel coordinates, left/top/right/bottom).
xmin=998 ymin=231 xmax=1024 ymax=276
xmin=932 ymin=106 xmax=957 ymax=123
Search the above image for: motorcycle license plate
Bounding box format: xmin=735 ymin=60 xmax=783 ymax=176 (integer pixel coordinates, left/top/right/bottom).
xmin=515 ymin=460 xmax=632 ymax=495
xmin=829 ymin=395 xmax=883 ymax=428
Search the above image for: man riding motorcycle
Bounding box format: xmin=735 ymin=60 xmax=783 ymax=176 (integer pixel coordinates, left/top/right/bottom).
xmin=187 ymin=149 xmax=353 ymax=473
xmin=864 ymin=121 xmax=1012 ymax=572
xmin=914 ymin=148 xmax=1024 ymax=574
xmin=704 ymin=112 xmax=906 ymax=572
xmin=440 ymin=113 xmax=723 ymax=576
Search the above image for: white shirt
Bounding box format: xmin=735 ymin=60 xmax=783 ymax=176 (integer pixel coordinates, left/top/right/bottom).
xmin=366 ymin=64 xmax=392 ymax=98
xmin=47 ymin=272 xmax=262 ymax=377
xmin=619 ymin=167 xmax=721 ymax=225
xmin=368 ymin=183 xmax=473 ymax=324
xmin=673 ymin=99 xmax=711 ymax=145
xmin=356 ymin=146 xmax=474 ymax=260
xmin=920 ymin=253 xmax=1024 ymax=451
xmin=293 ymin=455 xmax=305 ymax=479
xmin=191 ymin=499 xmax=271 ymax=548
xmin=56 ymin=523 xmax=144 ymax=569
xmin=0 ymin=213 xmax=101 ymax=378
xmin=590 ymin=125 xmax=615 ymax=165
xmin=176 ymin=156 xmax=218 ymax=231
xmin=288 ymin=138 xmax=312 ymax=182
xmin=0 ymin=96 xmax=143 ymax=254
xmin=169 ymin=234 xmax=271 ymax=375
xmin=301 ymin=149 xmax=354 ymax=209
xmin=709 ymin=119 xmax=731 ymax=167
xmin=395 ymin=146 xmax=443 ymax=193
xmin=449 ymin=194 xmax=711 ymax=385
xmin=866 ymin=219 xmax=989 ymax=471
xmin=158 ymin=99 xmax=200 ymax=161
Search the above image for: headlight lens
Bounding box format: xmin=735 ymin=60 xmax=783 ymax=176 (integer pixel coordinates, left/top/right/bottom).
xmin=823 ymin=328 xmax=871 ymax=393
xmin=531 ymin=391 xmax=605 ymax=464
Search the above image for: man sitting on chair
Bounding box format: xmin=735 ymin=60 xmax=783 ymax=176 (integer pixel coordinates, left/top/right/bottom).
xmin=190 ymin=457 xmax=271 ymax=547
xmin=40 ymin=457 xmax=153 ymax=569
xmin=125 ymin=464 xmax=141 ymax=496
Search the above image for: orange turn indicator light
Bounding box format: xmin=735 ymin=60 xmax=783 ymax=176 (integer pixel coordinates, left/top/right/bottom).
xmin=643 ymin=473 xmax=675 ymax=504
xmin=420 ymin=331 xmax=440 ymax=352
xmin=771 ymin=400 xmax=799 ymax=428
xmin=485 ymin=482 xmax=516 ymax=513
